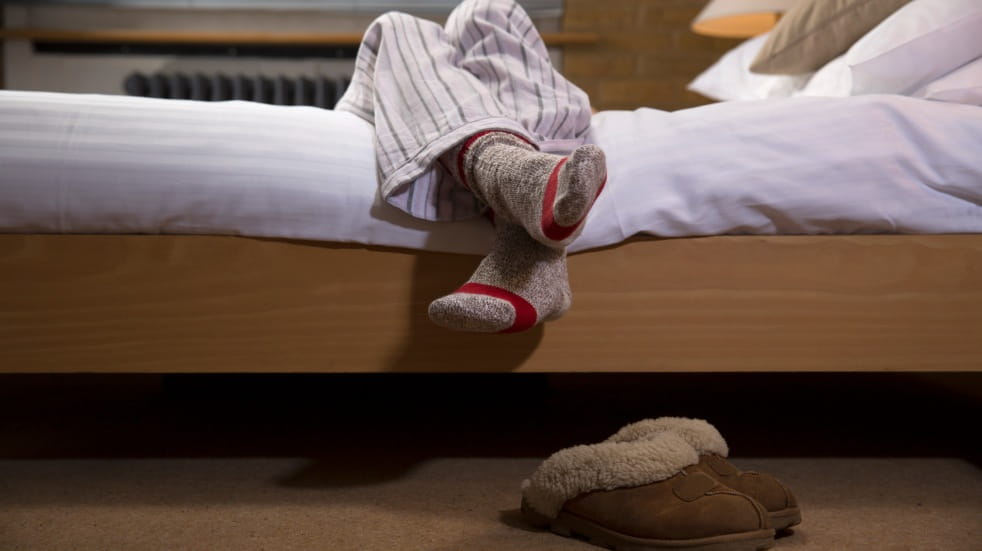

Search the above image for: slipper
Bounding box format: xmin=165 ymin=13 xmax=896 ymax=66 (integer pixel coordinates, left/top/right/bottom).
xmin=606 ymin=417 xmax=802 ymax=531
xmin=521 ymin=432 xmax=775 ymax=551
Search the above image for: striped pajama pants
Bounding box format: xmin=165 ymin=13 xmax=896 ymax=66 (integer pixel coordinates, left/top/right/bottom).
xmin=336 ymin=0 xmax=593 ymax=222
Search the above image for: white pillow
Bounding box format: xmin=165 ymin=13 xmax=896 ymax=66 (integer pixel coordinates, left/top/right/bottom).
xmin=912 ymin=56 xmax=982 ymax=106
xmin=793 ymin=55 xmax=852 ymax=97
xmin=687 ymin=33 xmax=812 ymax=102
xmin=846 ymin=0 xmax=982 ymax=95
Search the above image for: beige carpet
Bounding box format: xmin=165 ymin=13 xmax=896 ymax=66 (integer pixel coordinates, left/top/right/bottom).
xmin=1 ymin=373 xmax=979 ymax=550
xmin=1 ymin=456 xmax=980 ymax=550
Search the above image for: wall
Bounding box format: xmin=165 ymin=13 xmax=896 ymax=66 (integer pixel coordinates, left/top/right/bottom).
xmin=3 ymin=0 xmax=736 ymax=108
xmin=1 ymin=4 xmax=560 ymax=96
xmin=0 ymin=8 xmax=4 ymax=88
xmin=563 ymin=0 xmax=742 ymax=111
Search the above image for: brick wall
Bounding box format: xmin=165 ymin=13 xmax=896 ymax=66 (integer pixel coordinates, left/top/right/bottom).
xmin=0 ymin=8 xmax=5 ymax=89
xmin=562 ymin=0 xmax=742 ymax=111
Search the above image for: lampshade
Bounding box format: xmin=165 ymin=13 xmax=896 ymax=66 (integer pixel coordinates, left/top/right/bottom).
xmin=691 ymin=0 xmax=797 ymax=38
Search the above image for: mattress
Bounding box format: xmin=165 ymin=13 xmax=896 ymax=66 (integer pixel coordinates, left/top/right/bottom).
xmin=2 ymin=90 xmax=982 ymax=253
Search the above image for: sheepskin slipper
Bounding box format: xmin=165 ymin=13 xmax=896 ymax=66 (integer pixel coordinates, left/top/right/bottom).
xmin=606 ymin=417 xmax=801 ymax=531
xmin=521 ymin=433 xmax=775 ymax=551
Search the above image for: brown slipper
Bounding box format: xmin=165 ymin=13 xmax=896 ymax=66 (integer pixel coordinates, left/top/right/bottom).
xmin=521 ymin=433 xmax=775 ymax=550
xmin=606 ymin=418 xmax=802 ymax=531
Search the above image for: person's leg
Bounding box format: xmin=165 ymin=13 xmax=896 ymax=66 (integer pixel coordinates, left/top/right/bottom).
xmin=338 ymin=0 xmax=604 ymax=332
xmin=445 ymin=0 xmax=591 ymax=153
xmin=439 ymin=0 xmax=605 ymax=249
xmin=337 ymin=0 xmax=605 ymax=234
xmin=426 ymin=0 xmax=605 ymax=332
xmin=336 ymin=9 xmax=531 ymax=221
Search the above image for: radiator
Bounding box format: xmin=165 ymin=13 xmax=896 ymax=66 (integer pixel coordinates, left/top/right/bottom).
xmin=123 ymin=72 xmax=350 ymax=108
xmin=3 ymin=4 xmax=560 ymax=102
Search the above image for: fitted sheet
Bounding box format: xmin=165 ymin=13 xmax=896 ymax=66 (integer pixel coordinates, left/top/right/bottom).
xmin=1 ymin=90 xmax=981 ymax=254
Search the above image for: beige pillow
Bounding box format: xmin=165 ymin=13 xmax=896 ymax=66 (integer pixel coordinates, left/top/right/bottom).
xmin=750 ymin=0 xmax=910 ymax=75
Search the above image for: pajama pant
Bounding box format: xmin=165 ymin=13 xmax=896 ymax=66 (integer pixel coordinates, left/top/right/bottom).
xmin=336 ymin=0 xmax=593 ymax=222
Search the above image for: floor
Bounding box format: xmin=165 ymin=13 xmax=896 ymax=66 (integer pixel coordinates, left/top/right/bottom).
xmin=1 ymin=372 xmax=980 ymax=550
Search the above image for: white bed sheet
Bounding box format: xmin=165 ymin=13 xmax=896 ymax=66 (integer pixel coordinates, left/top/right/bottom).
xmin=1 ymin=91 xmax=981 ymax=254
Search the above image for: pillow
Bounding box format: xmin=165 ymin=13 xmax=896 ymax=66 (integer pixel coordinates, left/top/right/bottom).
xmin=750 ymin=0 xmax=910 ymax=75
xmin=688 ymin=33 xmax=812 ymax=101
xmin=911 ymin=56 xmax=982 ymax=106
xmin=792 ymin=55 xmax=852 ymax=97
xmin=846 ymin=0 xmax=982 ymax=95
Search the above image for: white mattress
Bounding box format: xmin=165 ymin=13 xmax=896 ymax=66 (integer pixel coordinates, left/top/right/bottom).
xmin=2 ymin=90 xmax=981 ymax=254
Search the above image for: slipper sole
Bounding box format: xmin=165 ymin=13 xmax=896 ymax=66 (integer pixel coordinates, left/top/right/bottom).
xmin=768 ymin=507 xmax=802 ymax=531
xmin=551 ymin=509 xmax=775 ymax=551
xmin=523 ymin=499 xmax=775 ymax=551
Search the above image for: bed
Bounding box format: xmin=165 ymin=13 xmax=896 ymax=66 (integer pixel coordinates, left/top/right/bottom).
xmin=2 ymin=0 xmax=981 ymax=374
xmin=4 ymin=232 xmax=981 ymax=373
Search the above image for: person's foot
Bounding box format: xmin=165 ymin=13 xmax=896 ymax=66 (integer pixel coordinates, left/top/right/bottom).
xmin=428 ymin=222 xmax=571 ymax=333
xmin=450 ymin=131 xmax=606 ymax=249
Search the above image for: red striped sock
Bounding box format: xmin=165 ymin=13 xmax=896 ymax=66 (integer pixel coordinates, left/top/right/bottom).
xmin=444 ymin=131 xmax=606 ymax=249
xmin=428 ymin=222 xmax=571 ymax=333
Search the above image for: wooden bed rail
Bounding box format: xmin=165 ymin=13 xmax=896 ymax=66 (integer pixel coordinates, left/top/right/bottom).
xmin=0 ymin=28 xmax=599 ymax=46
xmin=2 ymin=234 xmax=981 ymax=373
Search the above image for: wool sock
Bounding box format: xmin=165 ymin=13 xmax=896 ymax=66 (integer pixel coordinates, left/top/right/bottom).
xmin=443 ymin=131 xmax=606 ymax=249
xmin=428 ymin=221 xmax=571 ymax=333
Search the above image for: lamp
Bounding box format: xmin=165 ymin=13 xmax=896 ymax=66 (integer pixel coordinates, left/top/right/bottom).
xmin=691 ymin=0 xmax=797 ymax=38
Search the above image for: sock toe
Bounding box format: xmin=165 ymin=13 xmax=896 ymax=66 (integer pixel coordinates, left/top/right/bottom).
xmin=428 ymin=293 xmax=517 ymax=333
xmin=553 ymin=144 xmax=607 ymax=228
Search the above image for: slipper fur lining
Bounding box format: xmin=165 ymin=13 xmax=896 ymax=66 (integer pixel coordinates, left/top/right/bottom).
xmin=605 ymin=417 xmax=730 ymax=458
xmin=521 ymin=432 xmax=698 ymax=518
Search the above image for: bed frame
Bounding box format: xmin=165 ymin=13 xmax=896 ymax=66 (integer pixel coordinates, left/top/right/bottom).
xmin=2 ymin=233 xmax=980 ymax=373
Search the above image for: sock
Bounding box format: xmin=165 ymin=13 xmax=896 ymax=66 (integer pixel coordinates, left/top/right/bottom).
xmin=443 ymin=131 xmax=606 ymax=249
xmin=428 ymin=221 xmax=572 ymax=333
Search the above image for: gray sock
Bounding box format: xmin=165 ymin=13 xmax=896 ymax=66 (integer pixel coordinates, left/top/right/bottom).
xmin=428 ymin=221 xmax=571 ymax=333
xmin=443 ymin=131 xmax=606 ymax=249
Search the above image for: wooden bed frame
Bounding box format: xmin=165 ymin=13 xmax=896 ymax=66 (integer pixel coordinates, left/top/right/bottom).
xmin=2 ymin=233 xmax=980 ymax=373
